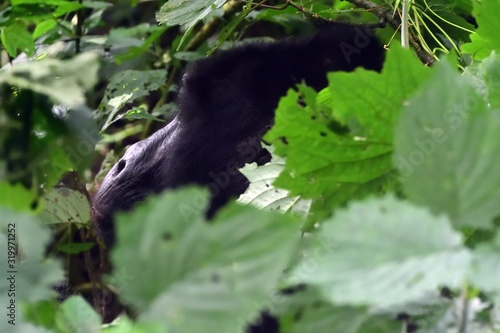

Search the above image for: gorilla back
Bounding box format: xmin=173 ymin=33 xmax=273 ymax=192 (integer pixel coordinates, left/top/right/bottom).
xmin=92 ymin=22 xmax=385 ymax=246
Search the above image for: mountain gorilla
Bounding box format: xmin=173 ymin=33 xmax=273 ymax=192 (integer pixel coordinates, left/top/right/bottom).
xmin=92 ymin=21 xmax=385 ymax=331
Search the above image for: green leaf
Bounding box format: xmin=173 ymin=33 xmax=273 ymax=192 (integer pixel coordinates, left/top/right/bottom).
xmin=110 ymin=25 xmax=168 ymax=64
xmin=477 ymin=53 xmax=500 ymax=109
xmin=474 ymin=0 xmax=500 ymax=54
xmin=0 ymin=209 xmax=64 ymax=306
xmin=394 ymin=60 xmax=500 ymax=229
xmin=156 ymin=0 xmax=227 ymax=49
xmin=100 ymin=69 xmax=167 ymax=130
xmin=266 ymin=87 xmax=393 ymax=222
xmin=208 ymin=1 xmax=254 ymax=54
xmin=0 ymin=183 xmax=38 ymax=213
xmin=52 ymin=2 xmax=84 ymax=17
xmin=40 ymin=186 xmax=91 ymax=225
xmin=239 ymin=152 xmax=311 ymax=217
xmin=54 ymin=296 xmax=100 ymax=333
xmin=33 ymin=20 xmax=57 ymax=39
xmin=22 ymin=300 xmax=58 ymax=330
xmin=107 ymin=24 xmax=160 ymax=48
xmin=156 ymin=0 xmax=227 ymax=27
xmin=327 ymin=44 xmax=430 ymax=141
xmin=290 ymin=305 xmax=369 ymax=333
xmin=290 ymin=196 xmax=470 ymax=307
xmin=0 ymin=53 xmax=99 ymax=107
xmin=469 ymin=231 xmax=500 ymax=296
xmin=1 ymin=90 xmax=97 ymax=191
xmin=460 ymin=34 xmax=491 ymax=61
xmin=0 ymin=318 xmax=51 ymax=333
xmin=102 ymin=317 xmax=166 ymax=333
xmin=1 ymin=21 xmax=35 ymax=57
xmin=276 ymin=287 xmax=378 ymax=333
xmin=57 ymin=242 xmax=95 ymax=254
xmin=265 ymin=45 xmax=430 ymax=221
xmin=110 ymin=187 xmax=299 ymax=333
xmin=123 ymin=107 xmax=165 ymax=122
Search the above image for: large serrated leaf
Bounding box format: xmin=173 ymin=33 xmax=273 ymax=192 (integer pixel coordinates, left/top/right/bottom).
xmin=290 ymin=196 xmax=470 ymax=307
xmin=55 ymin=296 xmax=100 ymax=333
xmin=0 ymin=53 xmax=99 ymax=107
xmin=110 ymin=187 xmax=299 ymax=333
xmin=327 ymin=45 xmax=431 ymax=141
xmin=40 ymin=186 xmax=91 ymax=225
xmin=100 ymin=69 xmax=167 ymax=130
xmin=265 ymin=45 xmax=431 ymax=221
xmin=239 ymin=153 xmax=311 ymax=217
xmin=156 ymin=0 xmax=227 ymax=27
xmin=0 ymin=209 xmax=64 ymax=314
xmin=156 ymin=0 xmax=227 ymax=49
xmin=469 ymin=232 xmax=500 ymax=295
xmin=395 ymin=60 xmax=500 ymax=229
xmin=474 ymin=0 xmax=500 ymax=54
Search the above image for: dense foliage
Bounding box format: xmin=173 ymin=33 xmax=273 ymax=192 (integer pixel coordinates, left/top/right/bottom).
xmin=1 ymin=0 xmax=499 ymax=332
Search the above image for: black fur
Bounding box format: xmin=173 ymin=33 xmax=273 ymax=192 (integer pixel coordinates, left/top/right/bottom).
xmin=93 ymin=23 xmax=384 ymax=246
xmin=92 ymin=21 xmax=384 ymax=333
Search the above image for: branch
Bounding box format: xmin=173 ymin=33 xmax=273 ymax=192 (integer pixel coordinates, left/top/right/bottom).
xmin=186 ymin=0 xmax=243 ymax=51
xmin=346 ymin=0 xmax=435 ymax=65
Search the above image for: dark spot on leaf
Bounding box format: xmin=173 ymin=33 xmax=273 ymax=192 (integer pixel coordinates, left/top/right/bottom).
xmin=440 ymin=286 xmax=453 ymax=299
xmin=58 ymin=187 xmax=70 ymax=196
xmin=282 ymin=284 xmax=306 ymax=295
xmin=14 ymin=71 xmax=32 ymax=80
xmin=162 ymin=232 xmax=173 ymax=241
xmin=30 ymin=199 xmax=38 ymax=210
xmin=211 ymin=273 xmax=221 ymax=283
xmin=311 ymin=115 xmax=316 ymax=120
xmin=319 ymin=132 xmax=326 ymax=137
xmin=312 ymin=301 xmax=323 ymax=308
xmin=407 ymin=323 xmax=419 ymax=333
xmin=293 ymin=309 xmax=303 ymax=321
xmin=279 ymin=136 xmax=288 ymax=145
xmin=396 ymin=312 xmax=410 ymax=321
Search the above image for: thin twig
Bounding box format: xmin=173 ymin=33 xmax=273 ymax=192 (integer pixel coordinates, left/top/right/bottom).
xmin=75 ymin=0 xmax=84 ymax=54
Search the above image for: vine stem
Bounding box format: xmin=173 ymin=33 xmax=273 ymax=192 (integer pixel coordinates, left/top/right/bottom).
xmin=346 ymin=0 xmax=435 ymax=65
xmin=401 ymin=0 xmax=409 ymax=48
